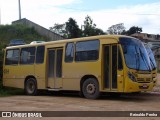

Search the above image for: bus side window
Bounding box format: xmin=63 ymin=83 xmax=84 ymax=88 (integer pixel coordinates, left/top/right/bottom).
xmin=20 ymin=47 xmax=35 ymax=64
xmin=65 ymin=42 xmax=74 ymax=62
xmin=36 ymin=46 xmax=45 ymax=64
xmin=118 ymin=47 xmax=123 ymax=70
xmin=75 ymin=40 xmax=99 ymax=61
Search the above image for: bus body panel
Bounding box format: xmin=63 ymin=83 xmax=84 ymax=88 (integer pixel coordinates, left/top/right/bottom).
xmin=35 ymin=63 xmax=46 ymax=89
xmin=63 ymin=61 xmax=101 ymax=90
xmin=3 ymin=65 xmax=34 ymax=89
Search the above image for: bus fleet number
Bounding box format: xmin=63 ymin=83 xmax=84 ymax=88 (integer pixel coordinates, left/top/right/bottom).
xmin=3 ymin=69 xmax=9 ymax=74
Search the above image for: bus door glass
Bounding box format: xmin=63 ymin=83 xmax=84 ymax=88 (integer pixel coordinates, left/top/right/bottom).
xmin=47 ymin=48 xmax=63 ymax=89
xmin=103 ymin=44 xmax=124 ymax=92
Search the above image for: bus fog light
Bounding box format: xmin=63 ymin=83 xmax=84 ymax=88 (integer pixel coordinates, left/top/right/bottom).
xmin=128 ymin=72 xmax=136 ymax=82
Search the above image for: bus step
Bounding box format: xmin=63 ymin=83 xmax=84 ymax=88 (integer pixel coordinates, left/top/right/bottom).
xmin=47 ymin=88 xmax=62 ymax=91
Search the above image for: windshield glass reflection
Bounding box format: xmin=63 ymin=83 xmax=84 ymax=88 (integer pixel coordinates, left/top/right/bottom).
xmin=119 ymin=37 xmax=151 ymax=71
xmin=144 ymin=44 xmax=157 ymax=70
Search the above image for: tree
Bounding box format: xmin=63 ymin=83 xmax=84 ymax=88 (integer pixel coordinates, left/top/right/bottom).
xmin=126 ymin=26 xmax=142 ymax=35
xmin=50 ymin=16 xmax=105 ymax=38
xmin=107 ymin=23 xmax=125 ymax=35
xmin=49 ymin=23 xmax=66 ymax=37
xmin=65 ymin=18 xmax=81 ymax=38
xmin=50 ymin=18 xmax=81 ymax=39
xmin=82 ymin=15 xmax=105 ymax=37
xmin=94 ymin=28 xmax=105 ymax=36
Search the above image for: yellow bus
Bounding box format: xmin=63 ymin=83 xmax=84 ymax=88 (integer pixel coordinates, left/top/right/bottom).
xmin=3 ymin=35 xmax=156 ymax=99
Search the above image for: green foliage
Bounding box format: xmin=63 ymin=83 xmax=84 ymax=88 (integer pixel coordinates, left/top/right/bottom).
xmin=107 ymin=24 xmax=143 ymax=35
xmin=50 ymin=15 xmax=105 ymax=39
xmin=82 ymin=15 xmax=105 ymax=37
xmin=0 ymin=44 xmax=4 ymax=82
xmin=107 ymin=23 xmax=126 ymax=35
xmin=0 ymin=24 xmax=47 ymax=46
xmin=66 ymin=18 xmax=81 ymax=38
xmin=50 ymin=18 xmax=82 ymax=38
xmin=125 ymin=26 xmax=142 ymax=35
xmin=49 ymin=23 xmax=66 ymax=37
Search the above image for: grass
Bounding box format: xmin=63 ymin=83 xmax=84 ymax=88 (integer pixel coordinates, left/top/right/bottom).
xmin=0 ymin=24 xmax=48 ymax=45
xmin=0 ymin=80 xmax=24 ymax=97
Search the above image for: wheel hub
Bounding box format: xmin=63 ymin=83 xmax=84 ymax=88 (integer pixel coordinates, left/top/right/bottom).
xmin=86 ymin=83 xmax=96 ymax=94
xmin=27 ymin=81 xmax=34 ymax=93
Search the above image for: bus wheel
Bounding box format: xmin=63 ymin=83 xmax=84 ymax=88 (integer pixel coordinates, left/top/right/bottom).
xmin=25 ymin=78 xmax=37 ymax=95
xmin=82 ymin=78 xmax=100 ymax=99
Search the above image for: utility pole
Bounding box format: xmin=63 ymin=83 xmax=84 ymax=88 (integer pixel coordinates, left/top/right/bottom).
xmin=18 ymin=0 xmax=21 ymax=19
xmin=0 ymin=0 xmax=1 ymax=24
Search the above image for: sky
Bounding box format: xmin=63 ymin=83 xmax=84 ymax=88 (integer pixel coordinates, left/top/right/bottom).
xmin=0 ymin=0 xmax=160 ymax=34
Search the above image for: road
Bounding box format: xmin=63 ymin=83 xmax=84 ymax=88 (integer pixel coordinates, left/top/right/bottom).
xmin=0 ymin=92 xmax=160 ymax=120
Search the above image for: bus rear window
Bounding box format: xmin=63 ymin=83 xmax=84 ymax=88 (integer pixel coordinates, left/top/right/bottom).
xmin=5 ymin=49 xmax=20 ymax=65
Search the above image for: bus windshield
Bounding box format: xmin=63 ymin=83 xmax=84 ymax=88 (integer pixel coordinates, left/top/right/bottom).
xmin=144 ymin=44 xmax=157 ymax=70
xmin=119 ymin=37 xmax=151 ymax=71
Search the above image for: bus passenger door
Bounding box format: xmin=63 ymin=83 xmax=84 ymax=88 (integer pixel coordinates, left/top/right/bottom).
xmin=103 ymin=45 xmax=124 ymax=92
xmin=47 ymin=48 xmax=63 ymax=89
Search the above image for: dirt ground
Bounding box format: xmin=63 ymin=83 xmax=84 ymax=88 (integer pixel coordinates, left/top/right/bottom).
xmin=0 ymin=75 xmax=160 ymax=120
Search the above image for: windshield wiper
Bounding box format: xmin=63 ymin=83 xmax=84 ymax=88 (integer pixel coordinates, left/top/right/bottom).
xmin=135 ymin=46 xmax=140 ymax=70
xmin=135 ymin=53 xmax=140 ymax=70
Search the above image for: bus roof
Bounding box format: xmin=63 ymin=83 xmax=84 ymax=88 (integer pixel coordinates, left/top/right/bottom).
xmin=5 ymin=35 xmax=135 ymax=49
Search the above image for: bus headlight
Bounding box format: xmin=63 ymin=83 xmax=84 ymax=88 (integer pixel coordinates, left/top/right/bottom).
xmin=128 ymin=72 xmax=136 ymax=82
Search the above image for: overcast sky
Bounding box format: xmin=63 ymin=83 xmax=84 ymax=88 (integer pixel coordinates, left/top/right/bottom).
xmin=0 ymin=0 xmax=160 ymax=34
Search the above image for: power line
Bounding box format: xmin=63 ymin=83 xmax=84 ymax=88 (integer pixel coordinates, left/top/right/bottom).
xmin=56 ymin=6 xmax=92 ymax=12
xmin=56 ymin=6 xmax=160 ymax=16
xmin=103 ymin=12 xmax=160 ymax=16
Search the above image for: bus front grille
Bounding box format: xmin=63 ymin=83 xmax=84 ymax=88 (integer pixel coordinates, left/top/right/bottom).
xmin=137 ymin=78 xmax=152 ymax=83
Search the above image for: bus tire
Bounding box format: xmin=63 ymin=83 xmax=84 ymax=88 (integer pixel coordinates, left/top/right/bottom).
xmin=25 ymin=78 xmax=37 ymax=96
xmin=82 ymin=78 xmax=100 ymax=99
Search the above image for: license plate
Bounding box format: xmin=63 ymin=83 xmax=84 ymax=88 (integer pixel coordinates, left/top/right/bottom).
xmin=142 ymin=84 xmax=148 ymax=88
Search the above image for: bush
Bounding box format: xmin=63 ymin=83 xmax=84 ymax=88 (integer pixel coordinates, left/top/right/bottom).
xmin=0 ymin=24 xmax=48 ymax=45
xmin=0 ymin=45 xmax=3 ymax=81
